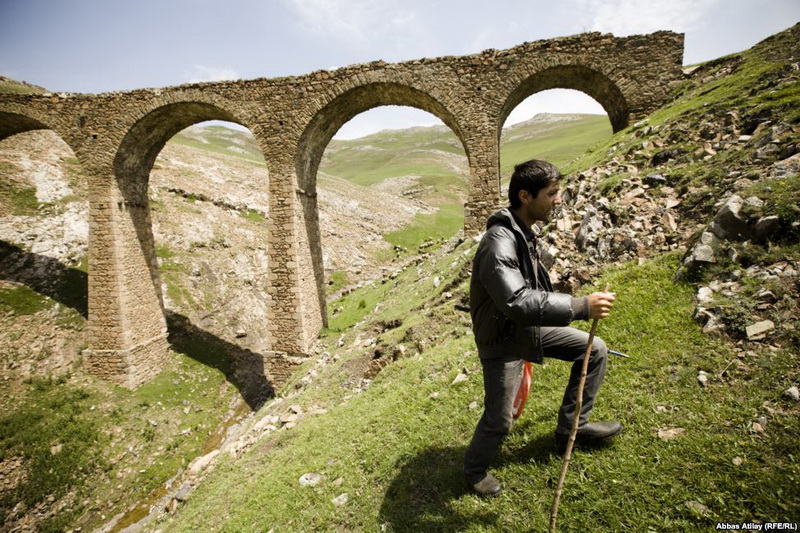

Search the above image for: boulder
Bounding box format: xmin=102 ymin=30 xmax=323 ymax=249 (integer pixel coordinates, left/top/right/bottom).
xmin=575 ymin=207 xmax=606 ymax=252
xmin=710 ymin=195 xmax=752 ymax=240
xmin=754 ymin=216 xmax=780 ymax=241
xmin=650 ymin=149 xmax=680 ymax=166
xmin=675 ymin=228 xmax=725 ymax=281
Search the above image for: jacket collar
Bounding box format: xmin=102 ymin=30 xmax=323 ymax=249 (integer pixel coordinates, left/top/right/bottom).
xmin=487 ymin=208 xmax=536 ymax=242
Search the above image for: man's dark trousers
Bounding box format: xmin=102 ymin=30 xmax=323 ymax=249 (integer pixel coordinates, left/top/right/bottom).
xmin=464 ymin=326 xmax=609 ymax=480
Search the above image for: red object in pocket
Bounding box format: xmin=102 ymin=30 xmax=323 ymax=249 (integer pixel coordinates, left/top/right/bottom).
xmin=512 ymin=361 xmax=533 ymax=419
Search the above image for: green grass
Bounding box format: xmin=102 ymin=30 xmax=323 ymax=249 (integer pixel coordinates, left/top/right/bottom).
xmin=0 ymin=347 xmax=245 ymax=533
xmin=0 ymin=377 xmax=105 ymax=532
xmin=152 ymin=246 xmax=799 ymax=532
xmin=0 ymin=79 xmax=46 ymax=94
xmin=384 ymin=203 xmax=464 ymax=254
xmin=0 ymin=284 xmax=50 ymax=315
xmin=324 ymin=151 xmax=460 ymax=188
xmin=240 ymin=209 xmax=266 ymax=223
xmin=596 ymin=172 xmax=628 ymax=196
xmin=0 ymin=179 xmax=39 ymax=216
xmin=747 ymin=172 xmax=800 ymax=233
xmin=326 ymin=270 xmax=349 ymax=295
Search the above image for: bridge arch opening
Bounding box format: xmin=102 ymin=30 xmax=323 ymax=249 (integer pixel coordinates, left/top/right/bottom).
xmin=297 ymin=83 xmax=465 ymax=193
xmin=499 ymin=65 xmax=630 ymax=137
xmin=297 ymin=84 xmax=469 ymax=318
xmin=0 ymin=113 xmax=89 ymax=382
xmin=114 ymin=103 xmax=274 ymax=403
xmin=499 ymin=88 xmax=613 ymax=179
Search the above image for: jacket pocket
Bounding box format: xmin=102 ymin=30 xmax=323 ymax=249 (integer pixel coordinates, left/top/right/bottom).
xmin=498 ymin=313 xmax=516 ymax=341
xmin=474 ymin=311 xmax=514 ymax=345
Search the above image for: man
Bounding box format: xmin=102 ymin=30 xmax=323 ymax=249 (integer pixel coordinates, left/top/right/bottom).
xmin=464 ymin=159 xmax=620 ymax=497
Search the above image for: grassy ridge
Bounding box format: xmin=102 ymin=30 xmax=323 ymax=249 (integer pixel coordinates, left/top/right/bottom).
xmin=0 ymin=77 xmax=47 ymax=94
xmin=170 ymin=126 xmax=267 ymax=164
xmin=323 ymin=114 xmax=611 ymax=189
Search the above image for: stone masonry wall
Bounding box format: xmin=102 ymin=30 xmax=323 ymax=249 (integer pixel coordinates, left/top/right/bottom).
xmin=0 ymin=30 xmax=684 ymax=389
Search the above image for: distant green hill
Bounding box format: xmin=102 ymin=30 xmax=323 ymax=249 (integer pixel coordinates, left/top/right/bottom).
xmin=321 ymin=126 xmax=465 ymax=188
xmin=500 ymin=113 xmax=612 ymax=177
xmin=320 ymin=113 xmax=612 ymax=188
xmin=171 ymin=125 xmax=267 ymax=164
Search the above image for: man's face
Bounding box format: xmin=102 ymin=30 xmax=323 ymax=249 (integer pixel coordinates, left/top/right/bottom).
xmin=521 ymin=181 xmax=562 ymax=223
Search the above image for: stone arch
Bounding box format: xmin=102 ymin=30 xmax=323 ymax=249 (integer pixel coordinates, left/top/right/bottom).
xmin=499 ymin=64 xmax=630 ymax=136
xmin=0 ymin=108 xmax=82 ymax=154
xmin=0 ymin=110 xmax=51 ymax=142
xmin=296 ymin=82 xmax=466 ymax=192
xmin=115 ymin=100 xmax=245 ymax=180
xmin=293 ymin=82 xmax=468 ymax=327
xmin=89 ymin=99 xmax=271 ymax=386
xmin=114 ymin=99 xmax=251 ymax=304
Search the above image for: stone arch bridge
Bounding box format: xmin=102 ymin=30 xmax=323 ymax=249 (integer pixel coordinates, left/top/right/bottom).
xmin=0 ymin=30 xmax=683 ymax=388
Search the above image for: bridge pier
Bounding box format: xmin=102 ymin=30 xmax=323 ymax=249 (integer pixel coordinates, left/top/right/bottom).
xmin=265 ymin=160 xmax=324 ymax=356
xmin=82 ymin=164 xmax=169 ymax=389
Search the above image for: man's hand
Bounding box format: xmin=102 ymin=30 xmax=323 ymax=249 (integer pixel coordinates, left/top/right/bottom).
xmin=586 ymin=291 xmax=615 ymax=319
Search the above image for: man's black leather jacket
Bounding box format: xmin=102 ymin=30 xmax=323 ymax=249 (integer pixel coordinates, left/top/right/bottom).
xmin=470 ymin=208 xmax=576 ymax=363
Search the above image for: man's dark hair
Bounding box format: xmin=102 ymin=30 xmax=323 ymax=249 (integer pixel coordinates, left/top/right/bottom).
xmin=508 ymin=159 xmax=562 ymax=208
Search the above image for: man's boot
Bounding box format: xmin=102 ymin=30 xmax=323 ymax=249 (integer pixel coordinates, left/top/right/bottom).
xmin=466 ymin=472 xmax=502 ymax=496
xmin=555 ymin=421 xmax=622 ymax=453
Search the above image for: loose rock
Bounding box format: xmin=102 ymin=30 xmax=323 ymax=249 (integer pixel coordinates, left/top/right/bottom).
xmin=299 ymin=473 xmax=324 ymax=487
xmin=745 ymin=320 xmax=775 ymax=340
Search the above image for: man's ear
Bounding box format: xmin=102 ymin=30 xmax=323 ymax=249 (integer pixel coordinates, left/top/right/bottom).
xmin=517 ymin=189 xmax=531 ymax=205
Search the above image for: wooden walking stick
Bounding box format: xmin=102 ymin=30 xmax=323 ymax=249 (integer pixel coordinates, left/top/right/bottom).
xmin=549 ymin=284 xmax=611 ymax=533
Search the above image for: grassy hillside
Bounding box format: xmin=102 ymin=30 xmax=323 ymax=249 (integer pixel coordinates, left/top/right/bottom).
xmin=0 ymin=76 xmax=47 ymax=94
xmin=322 ymin=126 xmax=465 ymax=187
xmin=171 ymin=125 xmax=267 ymax=164
xmin=151 ymin=249 xmax=798 ymax=532
xmin=500 ymin=113 xmax=612 ymax=176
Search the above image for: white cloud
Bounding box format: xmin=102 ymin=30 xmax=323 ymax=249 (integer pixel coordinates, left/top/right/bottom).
xmin=283 ymin=0 xmax=419 ymax=46
xmin=577 ymin=0 xmax=721 ymax=35
xmin=187 ymin=65 xmax=239 ymax=83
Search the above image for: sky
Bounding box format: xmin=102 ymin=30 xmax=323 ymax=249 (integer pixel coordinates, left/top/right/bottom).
xmin=1 ymin=0 xmax=798 ymax=139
